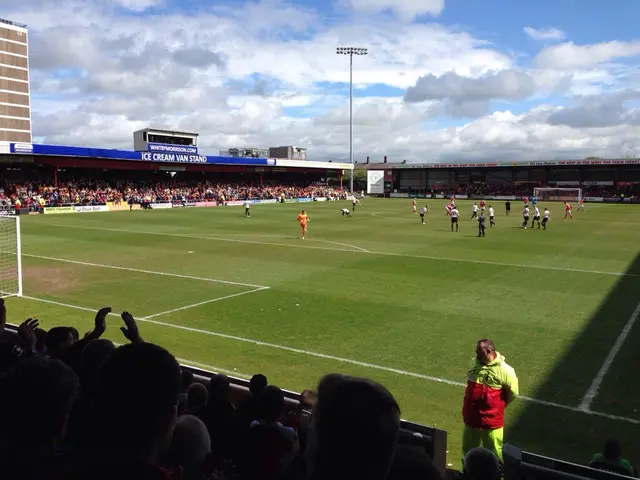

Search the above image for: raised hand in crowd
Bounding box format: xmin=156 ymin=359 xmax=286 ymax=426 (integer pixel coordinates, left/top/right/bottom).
xmin=121 ymin=311 xmax=143 ymax=343
xmin=17 ymin=317 xmax=39 ymax=351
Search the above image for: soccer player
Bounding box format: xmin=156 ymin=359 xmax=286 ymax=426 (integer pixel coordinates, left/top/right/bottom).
xmin=488 ymin=205 xmax=496 ymax=227
xmin=563 ymin=201 xmax=573 ymax=220
xmin=470 ymin=203 xmax=479 ymax=220
xmin=523 ymin=196 xmax=529 ymax=207
xmin=445 ymin=203 xmax=452 ymax=216
xmin=522 ymin=205 xmax=530 ymax=229
xmin=531 ymin=205 xmax=541 ymax=229
xmin=505 ymin=200 xmax=511 ymax=216
xmin=532 ymin=195 xmax=537 ymax=206
xmin=542 ymin=207 xmax=551 ymax=230
xmin=419 ymin=205 xmax=428 ymax=224
xmin=477 ymin=211 xmax=486 ymax=237
xmin=297 ymin=210 xmax=309 ymax=239
xmin=244 ymin=199 xmax=251 ymax=217
xmin=412 ymin=199 xmax=417 ymax=215
xmin=341 ymin=208 xmax=352 ymax=217
xmin=450 ymin=206 xmax=460 ymax=232
xmin=577 ymin=198 xmax=585 ymax=212
xmin=479 ymin=199 xmax=486 ymax=212
xmin=352 ymin=197 xmax=358 ymax=211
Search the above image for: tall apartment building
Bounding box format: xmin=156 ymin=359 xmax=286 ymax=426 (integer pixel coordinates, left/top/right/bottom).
xmin=0 ymin=18 xmax=30 ymax=143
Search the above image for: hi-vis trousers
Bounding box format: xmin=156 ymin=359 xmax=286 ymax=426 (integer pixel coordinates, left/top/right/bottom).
xmin=462 ymin=425 xmax=504 ymax=466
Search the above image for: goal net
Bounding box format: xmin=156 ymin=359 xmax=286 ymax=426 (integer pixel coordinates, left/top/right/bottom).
xmin=534 ymin=187 xmax=582 ymax=203
xmin=0 ymin=215 xmax=22 ymax=298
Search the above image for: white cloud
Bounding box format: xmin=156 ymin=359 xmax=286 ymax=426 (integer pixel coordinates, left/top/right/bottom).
xmin=523 ymin=26 xmax=565 ymax=41
xmin=535 ymin=41 xmax=640 ymax=70
xmin=2 ymin=0 xmax=640 ymax=162
xmin=344 ymin=0 xmax=445 ymax=21
xmin=111 ymin=0 xmax=163 ymax=11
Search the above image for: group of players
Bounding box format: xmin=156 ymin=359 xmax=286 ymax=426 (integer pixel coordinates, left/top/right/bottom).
xmin=294 ymin=194 xmax=585 ymax=239
xmin=412 ymin=195 xmax=585 ymax=236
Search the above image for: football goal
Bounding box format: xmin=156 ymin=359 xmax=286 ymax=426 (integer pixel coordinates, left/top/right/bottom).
xmin=0 ymin=215 xmax=22 ymax=298
xmin=533 ymin=187 xmax=582 ymax=203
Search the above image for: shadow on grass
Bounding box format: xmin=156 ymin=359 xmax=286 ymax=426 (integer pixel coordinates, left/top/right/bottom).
xmin=506 ymin=253 xmax=640 ymax=466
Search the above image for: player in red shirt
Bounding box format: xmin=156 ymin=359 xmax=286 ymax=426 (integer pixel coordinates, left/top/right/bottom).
xmin=412 ymin=199 xmax=417 ymax=214
xmin=451 ymin=195 xmax=455 ymax=203
xmin=522 ymin=196 xmax=529 ymax=206
xmin=479 ymin=199 xmax=486 ymax=211
xmin=563 ymin=201 xmax=573 ymax=220
xmin=577 ymin=198 xmax=585 ymax=212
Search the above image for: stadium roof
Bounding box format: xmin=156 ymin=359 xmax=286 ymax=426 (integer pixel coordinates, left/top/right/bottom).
xmin=0 ymin=141 xmax=353 ymax=170
xmin=355 ymin=159 xmax=640 ymax=169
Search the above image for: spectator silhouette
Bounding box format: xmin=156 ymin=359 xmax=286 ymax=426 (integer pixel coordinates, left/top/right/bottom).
xmin=78 ymin=342 xmax=182 ymax=480
xmin=179 ymin=368 xmax=194 ymax=414
xmin=0 ymin=355 xmax=80 ymax=480
xmin=164 ymin=415 xmax=215 ymax=480
xmin=387 ymin=444 xmax=443 ymax=480
xmin=463 ymin=447 xmax=502 ymax=480
xmin=200 ymin=373 xmax=244 ymax=462
xmin=239 ymin=373 xmax=268 ymax=424
xmin=186 ymin=382 xmax=209 ymax=416
xmin=590 ymin=439 xmax=638 ymax=477
xmin=305 ymin=374 xmax=401 ymax=480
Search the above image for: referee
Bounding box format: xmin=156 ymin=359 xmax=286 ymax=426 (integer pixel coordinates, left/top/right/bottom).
xmin=477 ymin=212 xmax=486 ymax=237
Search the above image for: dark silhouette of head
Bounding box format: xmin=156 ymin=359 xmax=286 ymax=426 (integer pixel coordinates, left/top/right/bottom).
xmin=463 ymin=447 xmax=502 ymax=480
xmin=258 ymin=385 xmax=285 ymax=423
xmin=0 ymin=355 xmax=79 ymax=460
xmin=306 ymin=374 xmax=401 ymax=480
xmin=89 ymin=342 xmax=181 ymax=460
xmin=249 ymin=373 xmax=268 ymax=396
xmin=46 ymin=327 xmax=75 ymax=358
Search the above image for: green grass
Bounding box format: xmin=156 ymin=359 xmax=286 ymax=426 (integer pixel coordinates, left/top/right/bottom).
xmin=5 ymin=199 xmax=640 ymax=468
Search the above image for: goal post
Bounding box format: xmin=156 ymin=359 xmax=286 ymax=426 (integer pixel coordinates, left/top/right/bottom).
xmin=533 ymin=187 xmax=582 ymax=203
xmin=0 ymin=215 xmax=22 ymax=298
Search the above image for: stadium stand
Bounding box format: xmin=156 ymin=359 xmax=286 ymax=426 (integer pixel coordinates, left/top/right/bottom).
xmin=0 ymin=301 xmax=637 ymax=480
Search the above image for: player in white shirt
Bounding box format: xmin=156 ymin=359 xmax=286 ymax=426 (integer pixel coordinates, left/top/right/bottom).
xmin=470 ymin=203 xmax=479 ymax=219
xmin=450 ymin=207 xmax=460 ymax=232
xmin=412 ymin=199 xmax=417 ymax=214
xmin=419 ymin=205 xmax=428 ymax=224
xmin=341 ymin=208 xmax=352 ymax=217
xmin=488 ymin=206 xmax=496 ymax=227
xmin=531 ymin=205 xmax=541 ymax=229
xmin=522 ymin=206 xmax=530 ymax=229
xmin=244 ymin=200 xmax=251 ymax=217
xmin=352 ymin=197 xmax=359 ymax=211
xmin=542 ymin=208 xmax=551 ymax=230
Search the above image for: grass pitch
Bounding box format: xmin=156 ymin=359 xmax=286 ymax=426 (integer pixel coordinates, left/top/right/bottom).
xmin=7 ymin=198 xmax=640 ymax=468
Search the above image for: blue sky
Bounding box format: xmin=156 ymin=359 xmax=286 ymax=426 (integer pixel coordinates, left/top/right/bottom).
xmin=4 ymin=0 xmax=640 ymax=161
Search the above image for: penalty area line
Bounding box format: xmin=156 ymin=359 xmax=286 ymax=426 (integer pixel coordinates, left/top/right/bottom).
xmin=14 ymin=295 xmax=640 ymax=425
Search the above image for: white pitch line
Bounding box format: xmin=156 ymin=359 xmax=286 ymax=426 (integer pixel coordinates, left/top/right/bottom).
xmin=17 ymin=295 xmax=639 ymax=424
xmin=578 ymin=301 xmax=640 ymax=411
xmin=143 ymin=287 xmax=269 ymax=319
xmin=22 ymin=253 xmax=269 ymax=289
xmin=35 ymin=223 xmax=638 ymax=277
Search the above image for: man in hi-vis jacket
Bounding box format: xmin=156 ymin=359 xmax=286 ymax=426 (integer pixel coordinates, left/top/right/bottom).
xmin=462 ymin=339 xmax=519 ymax=466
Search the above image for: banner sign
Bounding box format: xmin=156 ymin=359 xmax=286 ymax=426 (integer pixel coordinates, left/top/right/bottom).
xmin=150 ymin=203 xmax=173 ymax=209
xmin=367 ymin=170 xmax=384 ymax=194
xmin=314 ymin=197 xmax=327 ymax=202
xmin=148 ymin=143 xmax=198 ymax=155
xmin=582 ymin=181 xmax=613 ymax=186
xmin=195 ymin=201 xmax=217 ymax=207
xmin=583 ymin=197 xmax=604 ymax=202
xmin=383 ymin=159 xmax=640 ymax=169
xmin=389 ymin=193 xmax=409 ymax=198
xmin=171 ymin=202 xmax=185 ymax=207
xmin=8 ymin=143 xmax=271 ymax=166
xmin=184 ymin=202 xmax=196 ymax=207
xmin=108 ymin=203 xmax=140 ymax=211
xmin=495 ymin=196 xmax=518 ymax=200
xmin=296 ymin=197 xmax=313 ymax=202
xmin=75 ymin=205 xmax=109 ymax=213
xmin=43 ymin=206 xmax=76 ymax=214
xmin=226 ymin=201 xmax=244 ymax=206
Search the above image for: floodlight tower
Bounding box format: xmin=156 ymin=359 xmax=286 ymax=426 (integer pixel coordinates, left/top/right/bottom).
xmin=336 ymin=46 xmax=368 ymax=193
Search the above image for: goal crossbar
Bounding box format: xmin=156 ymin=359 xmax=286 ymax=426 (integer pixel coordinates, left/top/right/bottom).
xmin=534 ymin=187 xmax=582 ymax=203
xmin=0 ymin=215 xmax=22 ymax=298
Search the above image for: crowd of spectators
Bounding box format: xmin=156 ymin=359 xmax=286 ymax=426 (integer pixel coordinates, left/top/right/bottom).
xmin=0 ymin=179 xmax=344 ymax=211
xmin=0 ymin=299 xmax=446 ymax=480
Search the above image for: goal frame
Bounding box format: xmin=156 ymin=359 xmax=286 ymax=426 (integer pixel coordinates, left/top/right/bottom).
xmin=0 ymin=215 xmax=22 ymax=298
xmin=533 ymin=187 xmax=582 ymax=203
